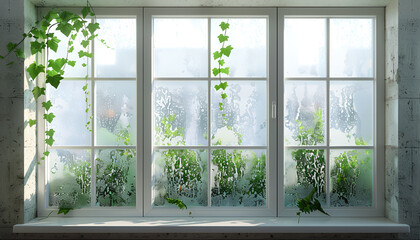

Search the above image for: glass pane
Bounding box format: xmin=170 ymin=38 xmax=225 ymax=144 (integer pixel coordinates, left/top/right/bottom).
xmin=211 ymin=81 xmax=266 ymax=146
xmin=152 ymin=149 xmax=208 ymax=207
xmin=154 ymin=81 xmax=208 ymax=146
xmin=285 ymin=18 xmax=326 ymax=77
xmin=330 ymin=18 xmax=374 ymax=77
xmin=48 ymin=149 xmax=91 ymax=208
xmin=95 ymin=18 xmax=136 ymax=78
xmin=154 ymin=18 xmax=208 ymax=77
xmin=330 ymin=81 xmax=373 ymax=146
xmin=330 ymin=149 xmax=373 ymax=207
xmin=48 ymin=22 xmax=91 ymax=78
xmin=47 ymin=80 xmax=91 ymax=146
xmin=211 ymin=18 xmax=267 ymax=77
xmin=95 ymin=149 xmax=136 ymax=207
xmin=284 ymin=81 xmax=326 ymax=146
xmin=96 ymin=81 xmax=136 ymax=146
xmin=284 ymin=148 xmax=326 ymax=207
xmin=211 ymin=149 xmax=266 ymax=207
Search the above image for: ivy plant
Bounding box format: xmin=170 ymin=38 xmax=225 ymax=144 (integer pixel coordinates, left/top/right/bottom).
xmin=0 ymin=1 xmax=103 ymax=164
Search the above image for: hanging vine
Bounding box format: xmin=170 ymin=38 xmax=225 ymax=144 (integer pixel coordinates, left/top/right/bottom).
xmin=0 ymin=2 xmax=103 ymax=163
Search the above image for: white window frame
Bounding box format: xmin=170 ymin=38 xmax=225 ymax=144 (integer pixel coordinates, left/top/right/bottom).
xmin=278 ymin=8 xmax=385 ymax=217
xmin=35 ymin=7 xmax=384 ymax=218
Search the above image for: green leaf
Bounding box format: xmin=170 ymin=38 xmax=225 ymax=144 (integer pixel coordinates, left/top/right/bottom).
xmin=81 ymin=7 xmax=90 ymax=18
xmin=212 ymin=68 xmax=220 ymax=77
xmin=57 ymin=207 xmax=72 ymax=215
xmin=68 ymin=60 xmax=76 ymax=67
xmin=48 ymin=58 xmax=67 ymax=72
xmin=30 ymin=28 xmax=47 ymax=39
xmin=14 ymin=49 xmax=25 ymax=59
xmin=41 ymin=20 xmax=50 ymax=31
xmin=44 ymin=11 xmax=59 ymax=23
xmin=82 ymin=29 xmax=89 ymax=37
xmin=220 ymin=45 xmax=233 ymax=57
xmin=42 ymin=100 xmax=53 ymax=111
xmin=68 ymin=46 xmax=75 ymax=53
xmin=73 ymin=19 xmax=84 ymax=32
xmin=30 ymin=41 xmax=45 ymax=55
xmin=43 ymin=151 xmax=50 ymax=156
xmin=219 ymin=81 xmax=228 ymax=90
xmin=28 ymin=119 xmax=37 ymax=127
xmin=0 ymin=55 xmax=4 ymax=59
xmin=71 ymin=34 xmax=77 ymax=41
xmin=82 ymin=83 xmax=88 ymax=91
xmin=82 ymin=63 xmax=87 ymax=67
xmin=43 ymin=113 xmax=55 ymax=123
xmin=217 ymin=34 xmax=229 ymax=43
xmin=78 ymin=50 xmax=93 ymax=58
xmin=56 ymin=22 xmax=74 ymax=37
xmin=220 ymin=67 xmax=229 ymax=75
xmin=47 ymin=36 xmax=60 ymax=52
xmin=6 ymin=61 xmax=14 ymax=66
xmin=58 ymin=11 xmax=75 ymax=22
xmin=46 ymin=74 xmax=64 ymax=89
xmin=221 ymin=93 xmax=227 ymax=99
xmin=45 ymin=129 xmax=55 ymax=137
xmin=213 ymin=51 xmax=222 ymax=60
xmin=87 ymin=23 xmax=100 ymax=34
xmin=81 ymin=40 xmax=90 ymax=48
xmin=7 ymin=42 xmax=17 ymax=52
xmin=166 ymin=198 xmax=187 ymax=210
xmin=218 ymin=59 xmax=225 ymax=66
xmin=219 ymin=22 xmax=230 ymax=31
xmin=32 ymin=86 xmax=46 ymax=100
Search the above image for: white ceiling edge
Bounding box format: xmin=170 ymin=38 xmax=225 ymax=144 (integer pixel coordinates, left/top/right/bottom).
xmin=30 ymin=0 xmax=392 ymax=8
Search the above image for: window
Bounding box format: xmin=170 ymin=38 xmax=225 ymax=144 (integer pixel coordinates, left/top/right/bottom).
xmin=37 ymin=7 xmax=384 ymax=217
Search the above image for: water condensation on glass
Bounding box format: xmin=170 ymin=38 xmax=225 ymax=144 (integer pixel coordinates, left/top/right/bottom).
xmin=330 ymin=149 xmax=373 ymax=207
xmin=211 ymin=81 xmax=266 ymax=146
xmin=284 ymin=81 xmax=326 ymax=146
xmin=95 ymin=18 xmax=136 ymax=78
xmin=152 ymin=149 xmax=208 ymax=207
xmin=211 ymin=18 xmax=267 ymax=78
xmin=48 ymin=21 xmax=91 ymax=78
xmin=95 ymin=81 xmax=136 ymax=146
xmin=95 ymin=149 xmax=136 ymax=207
xmin=211 ymin=149 xmax=266 ymax=207
xmin=330 ymin=18 xmax=374 ymax=77
xmin=47 ymin=80 xmax=91 ymax=146
xmin=154 ymin=18 xmax=208 ymax=77
xmin=48 ymin=149 xmax=91 ymax=208
xmin=154 ymin=81 xmax=208 ymax=146
xmin=285 ymin=18 xmax=327 ymax=77
xmin=330 ymin=81 xmax=373 ymax=146
xmin=284 ymin=149 xmax=326 ymax=207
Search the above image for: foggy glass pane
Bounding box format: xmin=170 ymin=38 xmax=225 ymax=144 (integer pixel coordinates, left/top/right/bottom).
xmin=152 ymin=149 xmax=208 ymax=207
xmin=95 ymin=149 xmax=136 ymax=207
xmin=284 ymin=81 xmax=326 ymax=146
xmin=330 ymin=19 xmax=374 ymax=77
xmin=285 ymin=18 xmax=327 ymax=77
xmin=284 ymin=148 xmax=326 ymax=207
xmin=154 ymin=18 xmax=208 ymax=77
xmin=211 ymin=149 xmax=266 ymax=207
xmin=154 ymin=81 xmax=208 ymax=146
xmin=330 ymin=81 xmax=373 ymax=146
xmin=211 ymin=18 xmax=267 ymax=77
xmin=96 ymin=81 xmax=136 ymax=146
xmin=48 ymin=22 xmax=91 ymax=78
xmin=47 ymin=80 xmax=91 ymax=146
xmin=211 ymin=81 xmax=266 ymax=146
xmin=330 ymin=149 xmax=373 ymax=207
xmin=48 ymin=149 xmax=91 ymax=208
xmin=95 ymin=18 xmax=136 ymax=78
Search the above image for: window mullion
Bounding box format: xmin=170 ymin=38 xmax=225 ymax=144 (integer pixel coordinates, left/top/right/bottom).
xmin=90 ymin=17 xmax=97 ymax=208
xmin=325 ymin=17 xmax=331 ymax=208
xmin=207 ymin=17 xmax=212 ymax=208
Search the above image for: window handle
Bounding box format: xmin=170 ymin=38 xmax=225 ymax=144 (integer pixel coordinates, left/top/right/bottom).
xmin=271 ymin=101 xmax=277 ymax=119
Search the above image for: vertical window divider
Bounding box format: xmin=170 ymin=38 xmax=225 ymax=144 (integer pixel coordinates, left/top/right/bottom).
xmin=207 ymin=17 xmax=212 ymax=208
xmin=325 ymin=17 xmax=331 ymax=208
xmin=90 ymin=17 xmax=96 ymax=207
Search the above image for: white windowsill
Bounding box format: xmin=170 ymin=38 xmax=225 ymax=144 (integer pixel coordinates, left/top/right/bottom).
xmin=13 ymin=217 xmax=409 ymax=234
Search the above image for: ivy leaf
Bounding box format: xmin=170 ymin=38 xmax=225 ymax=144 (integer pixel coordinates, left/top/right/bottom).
xmin=71 ymin=34 xmax=77 ymax=41
xmin=14 ymin=49 xmax=25 ymax=59
xmin=220 ymin=67 xmax=229 ymax=75
xmin=44 ymin=113 xmax=55 ymax=123
xmin=82 ymin=83 xmax=88 ymax=91
xmin=213 ymin=51 xmax=222 ymax=60
xmin=48 ymin=58 xmax=67 ymax=72
xmin=217 ymin=34 xmax=229 ymax=43
xmin=46 ymin=74 xmax=64 ymax=89
xmin=45 ymin=137 xmax=55 ymax=146
xmin=78 ymin=50 xmax=93 ymax=58
xmin=166 ymin=198 xmax=187 ymax=210
xmin=82 ymin=63 xmax=87 ymax=67
xmin=73 ymin=19 xmax=84 ymax=32
xmin=47 ymin=36 xmax=60 ymax=52
xmin=68 ymin=46 xmax=74 ymax=53
xmin=56 ymin=22 xmax=74 ymax=37
xmin=45 ymin=129 xmax=55 ymax=137
xmin=219 ymin=81 xmax=228 ymax=90
xmin=212 ymin=68 xmax=220 ymax=77
xmin=81 ymin=7 xmax=90 ymax=18
xmin=218 ymin=59 xmax=225 ymax=66
xmin=30 ymin=41 xmax=45 ymax=55
xmin=43 ymin=151 xmax=50 ymax=156
xmin=32 ymin=86 xmax=46 ymax=100
xmin=87 ymin=23 xmax=100 ymax=34
xmin=219 ymin=22 xmax=230 ymax=31
xmin=81 ymin=40 xmax=90 ymax=48
xmin=42 ymin=100 xmax=53 ymax=111
xmin=58 ymin=11 xmax=75 ymax=22
xmin=220 ymin=45 xmax=233 ymax=57
xmin=221 ymin=93 xmax=227 ymax=99
xmin=41 ymin=20 xmax=50 ymax=31
xmin=30 ymin=28 xmax=47 ymax=40
xmin=7 ymin=42 xmax=17 ymax=52
xmin=28 ymin=119 xmax=37 ymax=127
xmin=82 ymin=29 xmax=89 ymax=37
xmin=44 ymin=10 xmax=59 ymax=23
xmin=57 ymin=207 xmax=72 ymax=215
xmin=214 ymin=84 xmax=221 ymax=91
xmin=68 ymin=60 xmax=76 ymax=67
xmin=27 ymin=63 xmax=45 ymax=80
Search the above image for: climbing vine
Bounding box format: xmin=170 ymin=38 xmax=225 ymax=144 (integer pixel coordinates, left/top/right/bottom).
xmin=0 ymin=2 xmax=103 ymax=163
